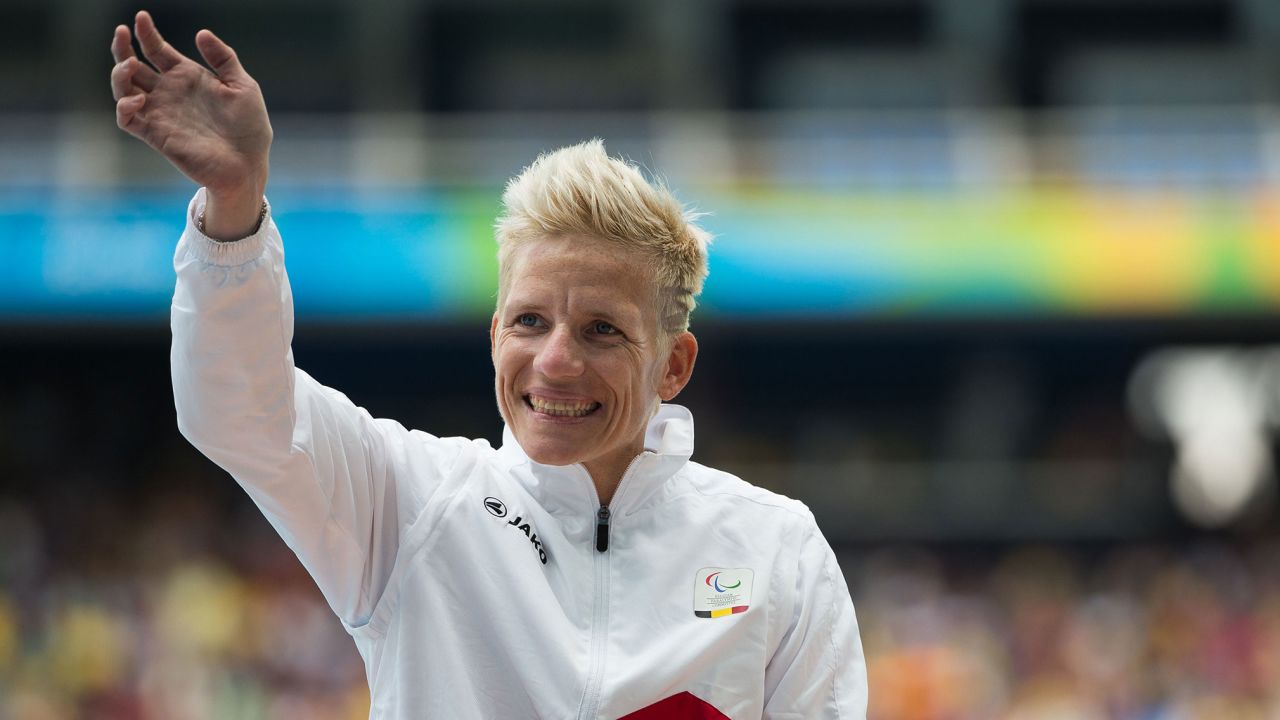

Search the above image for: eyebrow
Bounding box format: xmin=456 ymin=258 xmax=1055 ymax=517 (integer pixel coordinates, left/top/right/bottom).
xmin=504 ymin=299 xmax=547 ymax=314
xmin=589 ymin=310 xmax=634 ymax=328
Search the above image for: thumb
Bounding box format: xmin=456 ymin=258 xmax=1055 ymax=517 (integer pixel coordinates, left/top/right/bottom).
xmin=195 ymin=29 xmax=247 ymax=81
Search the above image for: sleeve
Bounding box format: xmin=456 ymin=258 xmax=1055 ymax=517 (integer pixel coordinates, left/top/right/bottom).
xmin=170 ymin=188 xmax=458 ymax=629
xmin=763 ymin=522 xmax=868 ymax=719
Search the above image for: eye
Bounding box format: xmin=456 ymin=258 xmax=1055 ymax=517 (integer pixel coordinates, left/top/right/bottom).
xmin=516 ymin=313 xmax=540 ymax=328
xmin=592 ymin=321 xmax=618 ymax=335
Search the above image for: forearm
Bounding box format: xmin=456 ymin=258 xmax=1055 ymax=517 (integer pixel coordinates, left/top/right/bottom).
xmin=171 ymin=187 xmax=294 ymax=466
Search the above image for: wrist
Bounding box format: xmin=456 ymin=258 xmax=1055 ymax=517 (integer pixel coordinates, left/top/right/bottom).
xmin=203 ymin=178 xmax=267 ymax=242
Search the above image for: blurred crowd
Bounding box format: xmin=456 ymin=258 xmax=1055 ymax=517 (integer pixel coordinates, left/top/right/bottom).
xmin=854 ymin=540 xmax=1280 ymax=719
xmin=2 ymin=484 xmax=1277 ymax=719
xmin=0 ymin=493 xmax=367 ymax=720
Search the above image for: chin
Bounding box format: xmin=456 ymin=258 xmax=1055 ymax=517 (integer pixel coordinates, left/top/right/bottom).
xmin=526 ymin=447 xmax=588 ymax=468
xmin=517 ymin=432 xmax=590 ymax=467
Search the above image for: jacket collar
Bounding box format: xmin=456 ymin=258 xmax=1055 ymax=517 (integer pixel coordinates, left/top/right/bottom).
xmin=497 ymin=404 xmax=695 ymax=518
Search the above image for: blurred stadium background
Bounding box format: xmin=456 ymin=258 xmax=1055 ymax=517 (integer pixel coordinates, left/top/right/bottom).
xmin=2 ymin=0 xmax=1280 ymax=717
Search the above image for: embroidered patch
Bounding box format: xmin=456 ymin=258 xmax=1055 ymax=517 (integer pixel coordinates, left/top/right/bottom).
xmin=693 ymin=567 xmax=754 ymax=618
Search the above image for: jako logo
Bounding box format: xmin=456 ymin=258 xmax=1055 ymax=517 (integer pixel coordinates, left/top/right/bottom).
xmin=484 ymin=497 xmax=507 ymax=518
xmin=705 ymin=572 xmax=741 ymax=593
xmin=483 ymin=496 xmax=548 ymax=565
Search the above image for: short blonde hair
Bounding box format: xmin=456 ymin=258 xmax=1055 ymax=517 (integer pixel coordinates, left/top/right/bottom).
xmin=495 ymin=139 xmax=711 ymax=335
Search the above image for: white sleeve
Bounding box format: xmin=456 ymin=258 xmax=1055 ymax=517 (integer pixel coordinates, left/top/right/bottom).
xmin=170 ymin=188 xmax=457 ymax=628
xmin=763 ymin=523 xmax=868 ymax=719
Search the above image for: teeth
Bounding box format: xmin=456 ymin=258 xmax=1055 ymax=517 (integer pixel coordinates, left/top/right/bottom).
xmin=527 ymin=395 xmax=599 ymax=417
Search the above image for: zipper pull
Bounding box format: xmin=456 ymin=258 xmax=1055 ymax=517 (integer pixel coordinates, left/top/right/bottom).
xmin=595 ymin=506 xmax=611 ymax=553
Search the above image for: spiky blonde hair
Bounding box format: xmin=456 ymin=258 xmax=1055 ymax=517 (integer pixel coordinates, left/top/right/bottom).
xmin=495 ymin=139 xmax=711 ymax=335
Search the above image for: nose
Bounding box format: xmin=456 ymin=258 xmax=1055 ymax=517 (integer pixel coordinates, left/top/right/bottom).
xmin=533 ymin=326 xmax=585 ymax=379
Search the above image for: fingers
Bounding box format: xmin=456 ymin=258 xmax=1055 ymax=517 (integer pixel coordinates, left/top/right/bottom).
xmin=134 ymin=10 xmax=185 ymax=72
xmin=116 ymin=93 xmax=147 ymax=134
xmin=111 ymin=57 xmax=159 ymax=101
xmin=110 ymin=25 xmax=136 ymax=64
xmin=195 ymin=29 xmax=247 ymax=82
xmin=110 ymin=24 xmax=147 ymax=133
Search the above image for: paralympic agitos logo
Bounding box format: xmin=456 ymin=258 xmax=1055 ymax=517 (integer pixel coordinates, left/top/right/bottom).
xmin=484 ymin=497 xmax=548 ymax=565
xmin=705 ymin=571 xmax=741 ymax=593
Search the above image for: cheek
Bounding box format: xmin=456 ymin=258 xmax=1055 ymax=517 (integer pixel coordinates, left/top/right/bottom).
xmin=608 ymin=351 xmax=659 ymax=400
xmin=493 ymin=340 xmax=526 ymax=387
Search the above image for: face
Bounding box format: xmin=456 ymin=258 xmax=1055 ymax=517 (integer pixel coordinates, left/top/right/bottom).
xmin=491 ymin=236 xmax=697 ymax=488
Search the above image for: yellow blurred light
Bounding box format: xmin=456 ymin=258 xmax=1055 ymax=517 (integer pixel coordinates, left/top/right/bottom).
xmin=0 ymin=595 xmax=16 ymax=676
xmin=48 ymin=604 xmax=126 ymax=695
xmin=156 ymin=562 xmax=249 ymax=657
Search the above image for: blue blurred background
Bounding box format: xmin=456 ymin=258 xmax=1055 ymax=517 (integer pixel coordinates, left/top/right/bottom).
xmin=2 ymin=0 xmax=1280 ymax=717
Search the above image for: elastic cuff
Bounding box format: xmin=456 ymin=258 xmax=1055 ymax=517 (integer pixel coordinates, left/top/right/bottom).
xmin=182 ymin=187 xmax=273 ymax=267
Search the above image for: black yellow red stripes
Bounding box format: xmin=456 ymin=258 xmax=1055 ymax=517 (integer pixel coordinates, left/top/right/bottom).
xmin=694 ymin=605 xmax=748 ymax=618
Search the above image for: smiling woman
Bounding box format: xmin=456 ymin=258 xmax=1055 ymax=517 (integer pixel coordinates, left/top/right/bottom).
xmin=489 ymin=141 xmax=710 ymax=503
xmin=117 ymin=10 xmax=867 ymax=718
xmin=492 ymin=231 xmax=698 ymax=504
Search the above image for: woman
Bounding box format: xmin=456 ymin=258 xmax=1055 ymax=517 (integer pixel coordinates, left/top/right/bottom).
xmin=111 ymin=11 xmax=867 ymax=717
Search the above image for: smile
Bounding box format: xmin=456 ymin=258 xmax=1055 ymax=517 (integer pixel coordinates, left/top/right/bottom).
xmin=524 ymin=394 xmax=601 ymax=418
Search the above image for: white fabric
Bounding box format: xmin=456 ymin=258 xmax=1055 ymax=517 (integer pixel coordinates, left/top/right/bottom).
xmin=170 ymin=188 xmax=868 ymax=719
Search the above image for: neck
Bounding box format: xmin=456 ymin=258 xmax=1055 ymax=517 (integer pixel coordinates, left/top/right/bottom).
xmin=584 ymin=452 xmax=641 ymax=507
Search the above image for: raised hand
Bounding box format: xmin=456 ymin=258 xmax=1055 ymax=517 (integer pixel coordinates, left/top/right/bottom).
xmin=111 ymin=11 xmax=272 ymax=239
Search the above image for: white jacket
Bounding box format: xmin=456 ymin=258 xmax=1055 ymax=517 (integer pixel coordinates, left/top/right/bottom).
xmin=170 ymin=189 xmax=868 ymax=719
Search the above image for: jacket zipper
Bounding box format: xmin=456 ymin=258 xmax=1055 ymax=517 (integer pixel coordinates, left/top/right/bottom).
xmin=576 ymin=454 xmax=646 ymax=719
xmin=595 ymin=506 xmax=611 ymax=552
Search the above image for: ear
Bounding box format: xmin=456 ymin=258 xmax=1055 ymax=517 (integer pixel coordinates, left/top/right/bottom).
xmin=658 ymin=331 xmax=699 ymax=402
xmin=490 ymin=312 xmax=500 ymax=362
